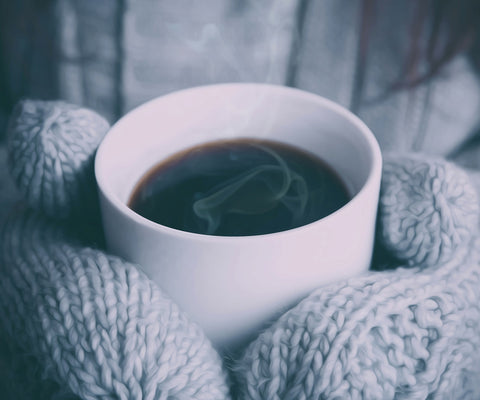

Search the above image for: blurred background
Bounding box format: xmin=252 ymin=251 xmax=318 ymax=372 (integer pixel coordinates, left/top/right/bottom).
xmin=0 ymin=0 xmax=303 ymax=136
xmin=3 ymin=0 xmax=480 ymax=159
xmin=3 ymin=0 xmax=480 ymax=157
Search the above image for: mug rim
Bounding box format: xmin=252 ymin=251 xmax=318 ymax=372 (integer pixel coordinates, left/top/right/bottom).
xmin=95 ymin=82 xmax=382 ymax=241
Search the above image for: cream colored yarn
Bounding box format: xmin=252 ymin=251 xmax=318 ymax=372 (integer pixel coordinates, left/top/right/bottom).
xmin=1 ymin=100 xmax=231 ymax=399
xmin=234 ymin=243 xmax=480 ymax=399
xmin=2 ymin=100 xmax=480 ymax=399
xmin=0 ymin=211 xmax=231 ymax=400
xmin=234 ymin=155 xmax=480 ymax=400
xmin=379 ymin=153 xmax=479 ymax=268
xmin=7 ymin=100 xmax=109 ymax=220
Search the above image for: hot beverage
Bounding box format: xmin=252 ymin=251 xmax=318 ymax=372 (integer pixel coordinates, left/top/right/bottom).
xmin=128 ymin=138 xmax=350 ymax=236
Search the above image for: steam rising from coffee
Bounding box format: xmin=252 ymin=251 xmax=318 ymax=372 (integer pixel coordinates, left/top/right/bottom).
xmin=128 ymin=139 xmax=350 ymax=237
xmin=192 ymin=144 xmax=308 ymax=234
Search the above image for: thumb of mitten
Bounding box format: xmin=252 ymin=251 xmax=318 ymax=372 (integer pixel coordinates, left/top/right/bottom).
xmin=377 ymin=153 xmax=479 ymax=268
xmin=6 ymin=99 xmax=107 ymax=242
xmin=7 ymin=99 xmax=108 ymax=219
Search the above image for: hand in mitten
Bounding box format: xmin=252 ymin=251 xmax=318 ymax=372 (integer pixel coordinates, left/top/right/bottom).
xmin=0 ymin=100 xmax=231 ymax=400
xmin=3 ymin=99 xmax=480 ymax=400
xmin=234 ymin=154 xmax=480 ymax=399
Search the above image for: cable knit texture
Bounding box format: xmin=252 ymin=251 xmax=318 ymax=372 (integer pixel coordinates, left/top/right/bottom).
xmin=2 ymin=100 xmax=480 ymax=399
xmin=379 ymin=153 xmax=479 ymax=268
xmin=0 ymin=211 xmax=231 ymax=400
xmin=234 ymin=243 xmax=480 ymax=399
xmin=233 ymin=156 xmax=480 ymax=399
xmin=7 ymin=100 xmax=109 ymax=220
xmin=1 ymin=101 xmax=231 ymax=399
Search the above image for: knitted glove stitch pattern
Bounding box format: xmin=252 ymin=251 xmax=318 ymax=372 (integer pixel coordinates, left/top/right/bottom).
xmin=1 ymin=212 xmax=231 ymax=400
xmin=378 ymin=153 xmax=479 ymax=268
xmin=7 ymin=100 xmax=109 ymax=220
xmin=1 ymin=101 xmax=231 ymax=400
xmin=1 ymin=100 xmax=480 ymax=399
xmin=234 ymin=156 xmax=480 ymax=399
xmin=234 ymin=243 xmax=480 ymax=399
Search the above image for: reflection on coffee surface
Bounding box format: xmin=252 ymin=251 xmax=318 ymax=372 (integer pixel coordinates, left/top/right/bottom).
xmin=128 ymin=138 xmax=350 ymax=236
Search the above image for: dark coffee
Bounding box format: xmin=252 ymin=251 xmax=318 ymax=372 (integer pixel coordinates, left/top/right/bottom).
xmin=128 ymin=138 xmax=350 ymax=236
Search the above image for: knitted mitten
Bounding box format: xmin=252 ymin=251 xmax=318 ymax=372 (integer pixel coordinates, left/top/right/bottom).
xmin=3 ymin=99 xmax=480 ymax=400
xmin=7 ymin=100 xmax=107 ymax=220
xmin=234 ymin=155 xmax=480 ymax=399
xmin=0 ymin=100 xmax=231 ymax=400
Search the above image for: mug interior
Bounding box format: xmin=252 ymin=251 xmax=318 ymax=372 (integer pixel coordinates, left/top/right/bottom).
xmin=96 ymin=84 xmax=378 ymax=224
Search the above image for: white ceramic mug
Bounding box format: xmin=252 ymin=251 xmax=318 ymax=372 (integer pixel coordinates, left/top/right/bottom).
xmin=95 ymin=83 xmax=382 ymax=351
